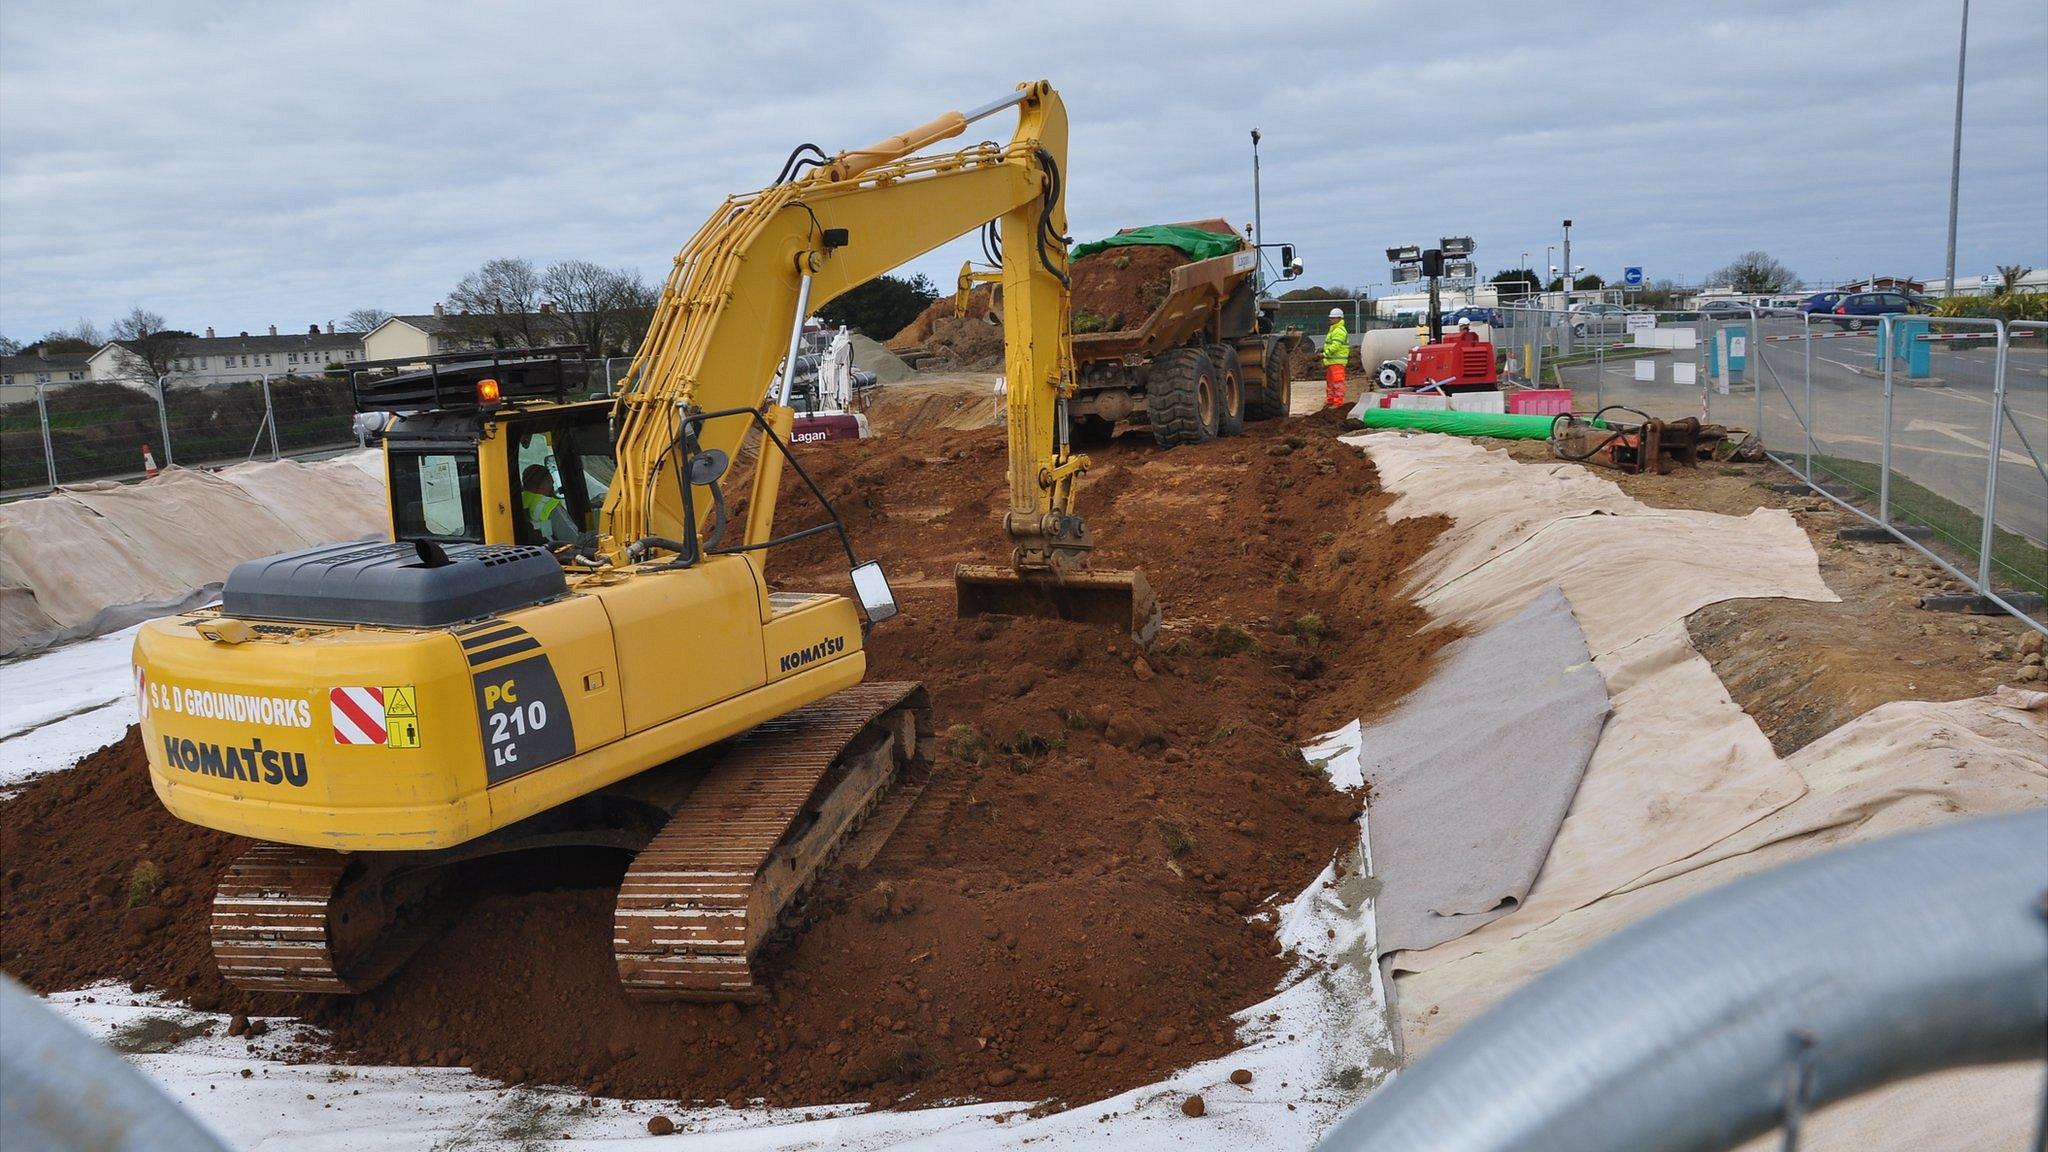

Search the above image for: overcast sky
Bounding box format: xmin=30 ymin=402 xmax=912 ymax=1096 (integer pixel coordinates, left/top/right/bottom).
xmin=2 ymin=0 xmax=2044 ymax=341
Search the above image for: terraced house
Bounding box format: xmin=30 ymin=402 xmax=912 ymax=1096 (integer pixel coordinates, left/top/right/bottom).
xmin=87 ymin=324 xmax=365 ymax=385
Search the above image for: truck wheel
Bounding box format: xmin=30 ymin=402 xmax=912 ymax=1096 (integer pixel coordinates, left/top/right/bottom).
xmin=1148 ymin=346 xmax=1218 ymax=447
xmin=1208 ymin=344 xmax=1245 ymax=436
xmin=1072 ymin=414 xmax=1116 ymax=445
xmin=1244 ymin=338 xmax=1292 ymax=420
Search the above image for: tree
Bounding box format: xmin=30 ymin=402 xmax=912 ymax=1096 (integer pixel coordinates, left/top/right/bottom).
xmin=540 ymin=260 xmax=654 ymax=356
xmin=108 ymin=307 xmax=192 ymax=379
xmin=0 ymin=335 xmax=20 ymax=357
xmin=815 ymin=273 xmax=938 ymax=341
xmin=37 ymin=318 xmax=102 ymax=354
xmin=1545 ymin=274 xmax=1605 ymax=292
xmin=1490 ymin=268 xmax=1541 ymax=299
xmin=1708 ymin=251 xmax=1799 ymax=294
xmin=445 ymin=257 xmax=545 ymax=347
xmin=342 ymin=308 xmax=394 ymax=333
xmin=1996 ymin=264 xmax=2031 ymax=293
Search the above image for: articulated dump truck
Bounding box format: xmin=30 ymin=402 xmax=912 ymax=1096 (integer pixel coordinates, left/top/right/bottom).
xmin=1064 ymin=220 xmax=1304 ymax=447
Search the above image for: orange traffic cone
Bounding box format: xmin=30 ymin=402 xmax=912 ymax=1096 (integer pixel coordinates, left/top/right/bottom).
xmin=142 ymin=445 xmax=159 ymax=478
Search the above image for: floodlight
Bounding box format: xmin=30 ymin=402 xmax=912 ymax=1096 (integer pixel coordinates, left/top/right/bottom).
xmin=1445 ymin=260 xmax=1478 ymax=279
xmin=1391 ymin=265 xmax=1422 ymax=284
xmin=1386 ymin=245 xmax=1422 ymax=264
xmin=1439 ymin=236 xmax=1475 ymax=258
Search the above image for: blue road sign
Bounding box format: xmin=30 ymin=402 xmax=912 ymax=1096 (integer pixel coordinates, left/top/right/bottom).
xmin=1623 ymin=266 xmax=1644 ymax=287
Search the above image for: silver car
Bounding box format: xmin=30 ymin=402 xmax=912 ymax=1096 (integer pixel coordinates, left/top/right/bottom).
xmin=1566 ymin=302 xmax=1628 ymax=336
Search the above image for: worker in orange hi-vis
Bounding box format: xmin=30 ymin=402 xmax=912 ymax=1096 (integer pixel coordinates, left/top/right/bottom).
xmin=1322 ymin=308 xmax=1350 ymax=408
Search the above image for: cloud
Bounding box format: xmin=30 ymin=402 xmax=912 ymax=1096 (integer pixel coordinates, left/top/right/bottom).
xmin=1 ymin=0 xmax=2042 ymax=339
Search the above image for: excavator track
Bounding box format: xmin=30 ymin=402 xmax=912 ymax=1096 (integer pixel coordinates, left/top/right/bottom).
xmin=211 ymin=845 xmax=441 ymax=994
xmin=613 ymin=680 xmax=929 ymax=1000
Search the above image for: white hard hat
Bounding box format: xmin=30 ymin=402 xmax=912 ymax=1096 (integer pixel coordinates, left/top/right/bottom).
xmin=1329 ymin=307 xmax=1343 ymax=319
xmin=1458 ymin=317 xmax=1472 ymax=326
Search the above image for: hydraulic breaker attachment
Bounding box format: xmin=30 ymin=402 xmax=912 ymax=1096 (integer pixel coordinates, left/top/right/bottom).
xmin=954 ymin=564 xmax=1161 ymax=649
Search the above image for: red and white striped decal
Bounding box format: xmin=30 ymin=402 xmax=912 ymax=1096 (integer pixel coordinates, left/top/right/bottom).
xmin=330 ymin=686 xmax=387 ymax=745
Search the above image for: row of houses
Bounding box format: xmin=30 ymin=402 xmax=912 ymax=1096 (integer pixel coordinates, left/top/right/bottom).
xmin=1 ymin=306 xmax=584 ymax=392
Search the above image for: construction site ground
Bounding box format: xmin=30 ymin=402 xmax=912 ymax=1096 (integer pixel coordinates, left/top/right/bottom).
xmin=1 ymin=377 xmax=1446 ymax=1118
xmin=2 ymin=372 xmax=2040 ymax=1149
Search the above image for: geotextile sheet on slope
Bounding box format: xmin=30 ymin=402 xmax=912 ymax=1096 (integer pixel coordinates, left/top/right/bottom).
xmin=1395 ymin=687 xmax=2048 ymax=1150
xmin=1348 ymin=432 xmax=1833 ymax=982
xmin=0 ymin=454 xmax=386 ymax=656
xmin=1357 ymin=587 xmax=1609 ymax=954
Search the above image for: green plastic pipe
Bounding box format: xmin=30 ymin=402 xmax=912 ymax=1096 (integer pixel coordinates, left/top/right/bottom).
xmin=1353 ymin=407 xmax=1604 ymax=440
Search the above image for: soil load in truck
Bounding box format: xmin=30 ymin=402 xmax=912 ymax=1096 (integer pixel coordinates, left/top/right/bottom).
xmin=1064 ymin=222 xmax=1298 ymax=447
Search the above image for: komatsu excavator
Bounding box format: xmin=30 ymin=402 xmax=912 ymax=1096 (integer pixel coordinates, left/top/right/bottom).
xmin=131 ymin=80 xmax=1157 ymax=1001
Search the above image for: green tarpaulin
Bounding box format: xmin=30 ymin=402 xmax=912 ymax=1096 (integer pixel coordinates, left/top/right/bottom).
xmin=1070 ymin=225 xmax=1243 ymax=264
xmin=1355 ymin=408 xmax=1603 ymax=440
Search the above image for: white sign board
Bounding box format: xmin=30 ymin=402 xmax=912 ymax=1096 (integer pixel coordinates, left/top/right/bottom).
xmin=1674 ymin=362 xmax=1698 ymax=386
xmin=1625 ymin=313 xmax=1657 ymax=336
xmin=1730 ymin=335 xmax=1748 ymax=359
xmin=1634 ymin=358 xmax=1656 ymax=382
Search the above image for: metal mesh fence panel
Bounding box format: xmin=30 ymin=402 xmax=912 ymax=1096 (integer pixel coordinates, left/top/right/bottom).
xmin=0 ymin=385 xmax=55 ymax=492
xmin=163 ymin=378 xmax=275 ymax=467
xmin=28 ymin=379 xmax=168 ymax=485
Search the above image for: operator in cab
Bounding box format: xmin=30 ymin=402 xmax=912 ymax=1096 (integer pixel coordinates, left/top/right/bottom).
xmin=521 ymin=464 xmax=580 ymax=544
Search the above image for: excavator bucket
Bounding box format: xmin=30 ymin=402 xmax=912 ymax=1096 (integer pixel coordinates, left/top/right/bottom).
xmin=955 ymin=564 xmax=1162 ymax=648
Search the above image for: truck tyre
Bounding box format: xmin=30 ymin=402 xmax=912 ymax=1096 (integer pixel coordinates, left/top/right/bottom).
xmin=1072 ymin=414 xmax=1116 ymax=445
xmin=1208 ymin=344 xmax=1245 ymax=436
xmin=1148 ymin=346 xmax=1219 ymax=447
xmin=1244 ymin=338 xmax=1292 ymax=420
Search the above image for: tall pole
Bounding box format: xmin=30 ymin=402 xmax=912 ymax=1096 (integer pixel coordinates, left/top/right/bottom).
xmin=1250 ymin=129 xmax=1264 ymax=296
xmin=1942 ymin=0 xmax=1969 ymax=297
xmin=1561 ymin=219 xmax=1573 ymax=310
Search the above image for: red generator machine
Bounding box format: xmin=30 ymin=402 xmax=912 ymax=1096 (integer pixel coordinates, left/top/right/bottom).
xmin=1402 ymin=332 xmax=1498 ymax=392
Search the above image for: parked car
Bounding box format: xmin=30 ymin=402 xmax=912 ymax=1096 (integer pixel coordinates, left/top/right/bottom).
xmin=1441 ymin=306 xmax=1504 ymax=328
xmin=1796 ymin=291 xmax=1847 ymax=315
xmin=1697 ymin=299 xmax=1757 ymax=321
xmin=1830 ymin=290 xmax=1929 ymax=330
xmin=1566 ymin=301 xmax=1628 ymax=336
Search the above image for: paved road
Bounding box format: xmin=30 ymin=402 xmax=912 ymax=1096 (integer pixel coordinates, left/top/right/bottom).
xmin=1521 ymin=316 xmax=2046 ymax=552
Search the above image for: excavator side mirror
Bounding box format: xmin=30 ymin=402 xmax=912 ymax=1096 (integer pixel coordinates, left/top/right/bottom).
xmin=850 ymin=560 xmax=898 ymax=623
xmin=1279 ymin=245 xmax=1295 ymax=268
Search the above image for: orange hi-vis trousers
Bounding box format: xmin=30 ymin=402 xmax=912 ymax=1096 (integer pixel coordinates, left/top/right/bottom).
xmin=1324 ymin=364 xmax=1347 ymax=408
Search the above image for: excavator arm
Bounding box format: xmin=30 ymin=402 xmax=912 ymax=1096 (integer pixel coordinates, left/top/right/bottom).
xmin=602 ymin=80 xmax=1157 ymax=641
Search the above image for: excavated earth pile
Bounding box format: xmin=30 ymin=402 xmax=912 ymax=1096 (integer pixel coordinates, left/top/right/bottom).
xmin=889 ymin=243 xmax=1191 ymax=369
xmin=1 ymin=408 xmax=1448 ymax=1112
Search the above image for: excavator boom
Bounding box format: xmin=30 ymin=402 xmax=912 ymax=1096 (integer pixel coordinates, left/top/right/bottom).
xmin=603 ymin=81 xmax=1157 ymax=643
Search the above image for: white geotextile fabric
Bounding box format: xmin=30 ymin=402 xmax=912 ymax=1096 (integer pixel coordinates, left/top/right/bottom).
xmin=1348 ymin=430 xmax=2047 ymax=1147
xmin=1396 ymin=688 xmax=2048 ymax=1149
xmin=1348 ymin=432 xmax=1833 ymax=981
xmin=0 ymin=454 xmax=385 ymax=656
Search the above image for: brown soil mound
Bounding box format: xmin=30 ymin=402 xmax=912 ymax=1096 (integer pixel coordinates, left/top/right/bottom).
xmin=920 ymin=316 xmax=1004 ymax=371
xmin=887 ymin=286 xmax=998 ymax=354
xmin=1 ymin=404 xmax=1447 ymax=1112
xmin=1069 ymin=244 xmax=1187 ymax=334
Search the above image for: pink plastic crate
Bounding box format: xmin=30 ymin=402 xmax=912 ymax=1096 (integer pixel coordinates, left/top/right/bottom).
xmin=1509 ymin=389 xmax=1573 ymax=416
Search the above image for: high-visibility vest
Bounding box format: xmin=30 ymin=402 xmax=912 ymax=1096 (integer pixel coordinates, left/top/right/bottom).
xmin=1323 ymin=321 xmax=1349 ymax=367
xmin=522 ymin=489 xmax=562 ymax=529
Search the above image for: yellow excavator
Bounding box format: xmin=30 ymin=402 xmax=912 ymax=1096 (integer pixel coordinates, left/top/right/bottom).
xmin=131 ymin=80 xmax=1157 ymax=1001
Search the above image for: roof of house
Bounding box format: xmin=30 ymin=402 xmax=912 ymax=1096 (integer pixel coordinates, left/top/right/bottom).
xmin=90 ymin=331 xmax=363 ymax=362
xmin=373 ymin=312 xmax=583 ymax=339
xmin=2 ymin=351 xmax=95 ymax=376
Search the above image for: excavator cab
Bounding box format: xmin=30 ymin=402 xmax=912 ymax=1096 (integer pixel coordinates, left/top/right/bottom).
xmin=358 ymin=348 xmax=618 ymax=551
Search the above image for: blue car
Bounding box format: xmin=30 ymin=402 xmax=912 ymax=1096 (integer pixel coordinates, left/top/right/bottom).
xmin=1796 ymin=291 xmax=1846 ymax=315
xmin=1829 ymin=290 xmax=1928 ymax=331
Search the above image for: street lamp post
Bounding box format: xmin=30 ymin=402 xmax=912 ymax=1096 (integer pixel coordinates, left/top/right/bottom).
xmin=1250 ymin=129 xmax=1263 ymax=296
xmin=1942 ymin=0 xmax=1969 ymax=298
